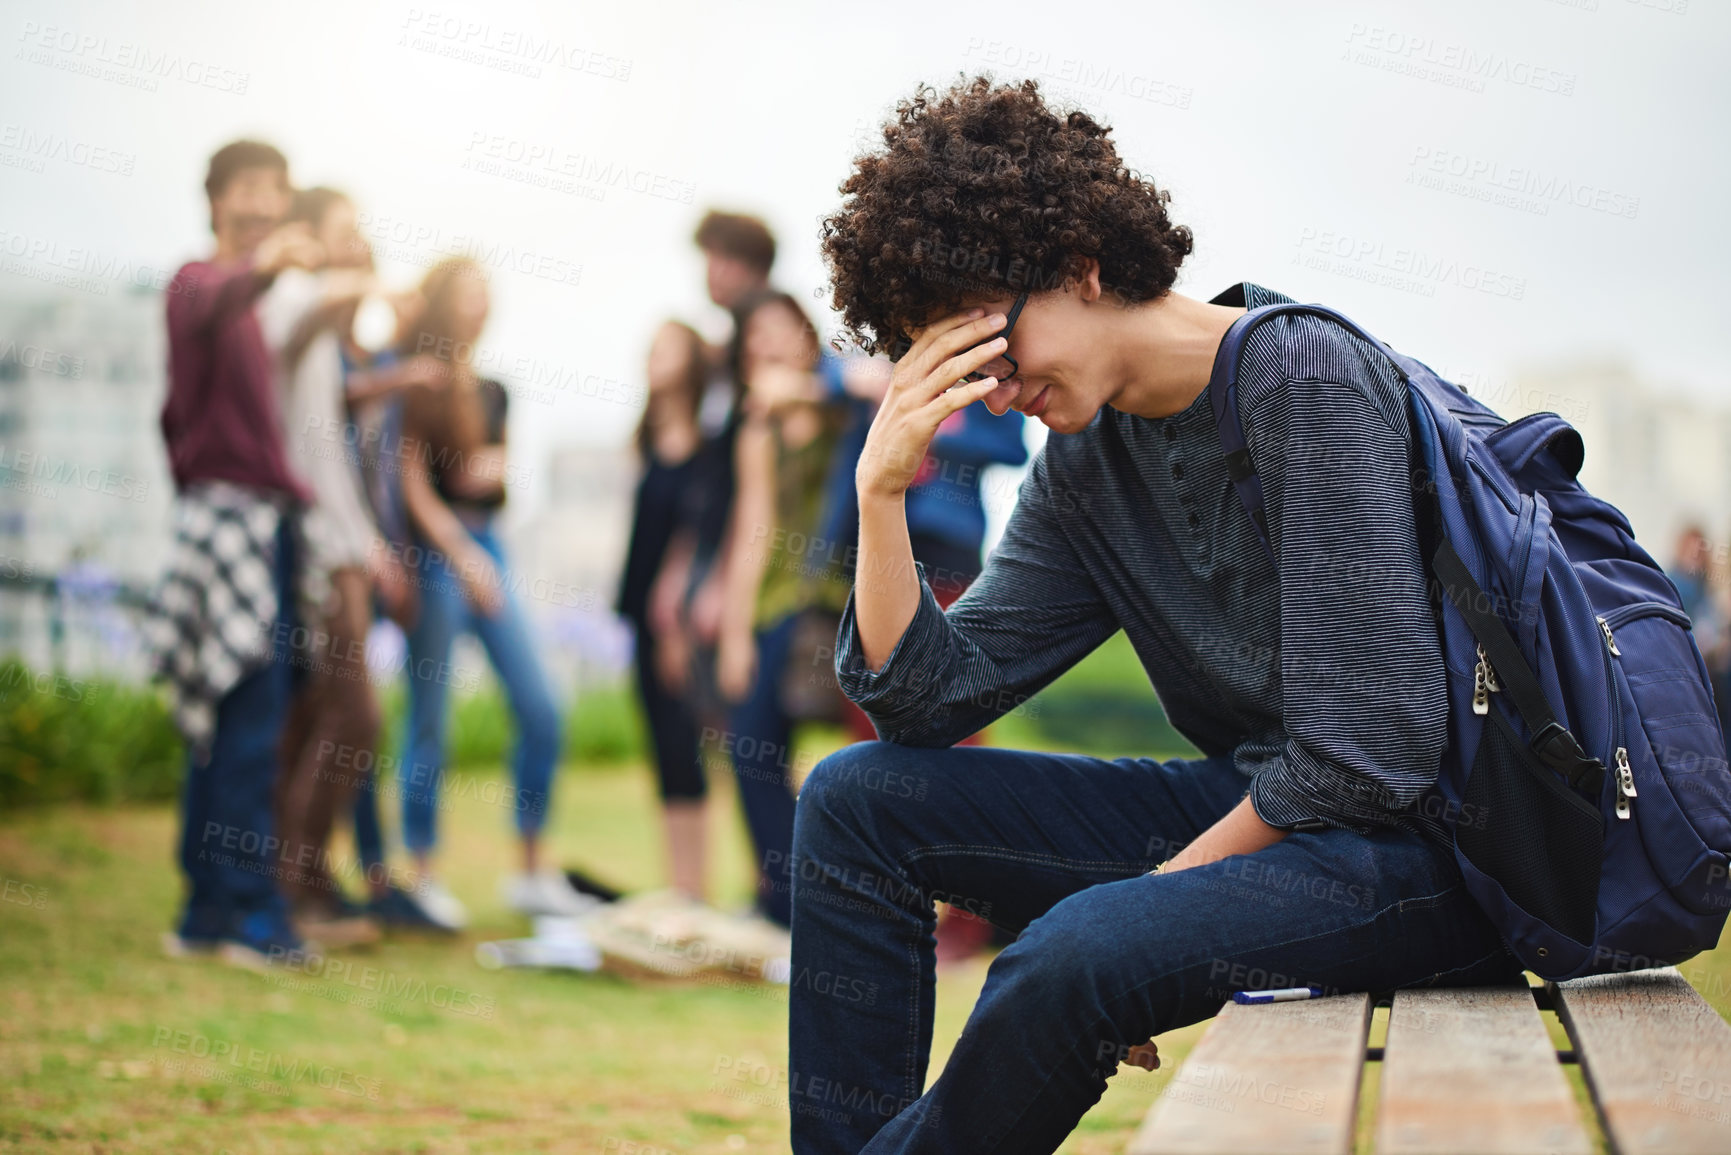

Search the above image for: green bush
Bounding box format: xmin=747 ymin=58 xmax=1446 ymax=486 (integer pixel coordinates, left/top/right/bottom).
xmin=0 ymin=661 xmax=184 ymax=808
xmin=0 ymin=658 xmax=647 ymax=809
xmin=0 ymin=633 xmax=1183 ymax=809
xmin=375 ymin=679 xmax=646 ymax=772
xmin=993 ymin=631 xmax=1200 ymax=760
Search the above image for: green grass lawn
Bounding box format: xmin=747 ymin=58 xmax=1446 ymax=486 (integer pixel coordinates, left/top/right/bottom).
xmin=3 ymin=745 xmax=1728 ymax=1153
xmin=0 ymin=743 xmax=1192 ymax=1154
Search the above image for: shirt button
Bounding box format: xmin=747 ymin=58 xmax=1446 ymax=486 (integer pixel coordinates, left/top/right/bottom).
xmin=1187 ymin=511 xmax=1201 ymax=529
xmin=1163 ymin=424 xmax=1177 ymax=442
xmin=1171 ymin=463 xmax=1185 ymax=480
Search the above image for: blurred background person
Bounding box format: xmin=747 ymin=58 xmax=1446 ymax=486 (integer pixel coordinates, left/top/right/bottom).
xmin=678 ymin=211 xmax=779 ymax=710
xmin=257 ymin=187 xmax=446 ymax=945
xmin=715 ymin=291 xmax=855 ymax=929
xmin=618 ymin=320 xmax=713 ymax=901
xmin=1671 ymin=525 xmax=1731 ymax=744
xmin=393 ymin=258 xmax=588 ymax=925
xmin=150 ymin=140 xmax=323 ymax=964
xmin=694 ymin=209 xmax=775 ymax=373
xmin=340 ymin=276 xmax=467 ymax=932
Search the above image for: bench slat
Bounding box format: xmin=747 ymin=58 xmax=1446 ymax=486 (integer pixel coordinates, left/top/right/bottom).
xmin=1128 ymin=993 xmax=1372 ymax=1155
xmin=1375 ymin=986 xmax=1591 ymax=1155
xmin=1553 ymin=965 xmax=1731 ymax=1155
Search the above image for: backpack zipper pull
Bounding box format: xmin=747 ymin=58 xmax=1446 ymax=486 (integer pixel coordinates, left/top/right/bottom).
xmin=1597 ymin=615 xmax=1622 ymax=657
xmin=1614 ymin=747 xmax=1636 ymax=819
xmin=1472 ymin=643 xmax=1500 ymax=715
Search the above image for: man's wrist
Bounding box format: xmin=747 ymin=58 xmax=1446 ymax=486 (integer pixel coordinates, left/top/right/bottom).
xmin=857 ymin=481 xmax=908 ymax=506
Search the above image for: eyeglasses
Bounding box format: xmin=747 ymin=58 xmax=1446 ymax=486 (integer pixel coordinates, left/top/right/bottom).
xmin=888 ymin=291 xmax=1029 ymax=384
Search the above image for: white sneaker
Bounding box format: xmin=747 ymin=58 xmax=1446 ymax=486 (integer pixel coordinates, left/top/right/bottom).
xmin=415 ymin=878 xmax=469 ymax=930
xmin=475 ymin=918 xmax=602 ymax=972
xmin=501 ymin=870 xmax=602 ymax=918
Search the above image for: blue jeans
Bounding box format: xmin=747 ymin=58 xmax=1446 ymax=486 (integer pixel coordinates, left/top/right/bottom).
xmin=400 ymin=521 xmax=561 ymax=854
xmin=788 ymin=742 xmax=1522 ymax=1154
xmin=175 ymin=518 xmax=296 ymax=942
xmin=727 ymin=612 xmax=803 ymax=927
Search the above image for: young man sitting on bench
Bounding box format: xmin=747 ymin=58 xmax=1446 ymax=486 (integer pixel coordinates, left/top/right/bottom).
xmin=787 ymin=75 xmax=1524 ymax=1155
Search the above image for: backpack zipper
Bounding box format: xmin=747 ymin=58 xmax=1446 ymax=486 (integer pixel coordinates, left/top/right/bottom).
xmin=1472 ymin=642 xmax=1501 ymax=715
xmin=1613 ymin=747 xmax=1637 ymax=820
xmin=1597 ymin=600 xmax=1695 ymax=820
xmin=1595 ymin=612 xmax=1634 ymax=818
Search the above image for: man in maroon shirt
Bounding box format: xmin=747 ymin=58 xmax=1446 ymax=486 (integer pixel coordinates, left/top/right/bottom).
xmin=154 ymin=140 xmax=328 ymax=966
xmin=162 ymin=143 xmax=319 ymax=496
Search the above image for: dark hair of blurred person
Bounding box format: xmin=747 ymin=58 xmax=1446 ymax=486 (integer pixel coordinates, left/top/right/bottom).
xmin=694 ymin=210 xmax=776 ymax=310
xmin=389 ymin=259 xmax=589 ymax=926
xmin=152 ymin=140 xmax=327 ymax=965
xmin=202 ymin=139 xmax=289 ymax=239
xmin=616 ymin=320 xmax=717 ymax=900
xmin=712 ymin=290 xmax=853 ymax=929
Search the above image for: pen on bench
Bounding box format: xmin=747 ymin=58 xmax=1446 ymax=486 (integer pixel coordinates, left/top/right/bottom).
xmin=1231 ymin=985 xmax=1323 ymax=1005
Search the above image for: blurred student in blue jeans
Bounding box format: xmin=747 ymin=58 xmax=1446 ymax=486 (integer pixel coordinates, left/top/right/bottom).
xmin=715 ymin=292 xmax=861 ymax=928
xmin=153 ymin=140 xmax=321 ymax=965
xmin=390 ymin=257 xmax=589 ymax=928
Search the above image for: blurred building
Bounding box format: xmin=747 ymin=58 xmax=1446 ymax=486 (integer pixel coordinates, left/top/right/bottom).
xmin=498 ymin=442 xmax=637 ymax=690
xmin=0 ymin=283 xmax=172 ymax=675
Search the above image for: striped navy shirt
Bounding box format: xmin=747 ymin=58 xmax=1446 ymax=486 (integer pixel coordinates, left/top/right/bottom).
xmin=835 ymin=281 xmax=1451 ymax=844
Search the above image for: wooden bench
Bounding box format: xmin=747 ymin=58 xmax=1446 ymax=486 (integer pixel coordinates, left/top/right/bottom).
xmin=1128 ymin=967 xmax=1731 ymax=1154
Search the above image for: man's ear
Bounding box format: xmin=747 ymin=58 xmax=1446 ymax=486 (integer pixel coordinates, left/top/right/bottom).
xmin=1068 ymin=257 xmax=1103 ymax=302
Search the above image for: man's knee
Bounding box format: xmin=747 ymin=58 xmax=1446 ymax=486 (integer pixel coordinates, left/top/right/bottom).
xmin=800 ymin=741 xmax=913 ymax=816
xmin=795 ymin=740 xmax=927 ymax=854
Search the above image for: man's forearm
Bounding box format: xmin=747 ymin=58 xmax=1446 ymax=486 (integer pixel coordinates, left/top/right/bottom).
xmin=1161 ymin=795 xmax=1287 ymax=872
xmin=855 ymin=490 xmax=920 ymax=673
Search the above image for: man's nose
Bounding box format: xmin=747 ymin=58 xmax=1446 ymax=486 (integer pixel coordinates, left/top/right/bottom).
xmin=980 ymin=378 xmax=1022 ymax=416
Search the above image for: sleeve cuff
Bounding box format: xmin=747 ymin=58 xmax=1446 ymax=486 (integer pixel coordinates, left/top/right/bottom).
xmin=1247 ymin=754 xmax=1392 ymax=834
xmin=834 ymin=561 xmax=950 ymax=717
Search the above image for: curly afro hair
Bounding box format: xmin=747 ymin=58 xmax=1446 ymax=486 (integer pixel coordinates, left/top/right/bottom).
xmin=820 ymin=75 xmax=1194 ymax=356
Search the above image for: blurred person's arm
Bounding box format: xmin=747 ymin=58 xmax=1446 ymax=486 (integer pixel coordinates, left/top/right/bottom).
xmin=345 ymin=355 xmax=450 ymax=404
xmin=442 ymin=381 xmax=507 ymax=504
xmin=445 ymin=371 xmax=488 ymax=465
xmin=440 ymin=440 xmax=507 ymax=505
xmin=363 ymin=534 xmax=413 ymax=623
xmin=171 ymin=224 xmax=325 ymax=340
xmin=716 ymin=410 xmax=777 ymax=702
xmin=398 ymin=395 xmax=503 ymax=618
xmin=400 ymin=458 xmax=502 ymax=618
xmin=749 ymin=354 xmax=893 ymax=414
xmin=647 ymin=531 xmax=698 ymax=693
xmin=281 ymin=268 xmax=378 ymax=367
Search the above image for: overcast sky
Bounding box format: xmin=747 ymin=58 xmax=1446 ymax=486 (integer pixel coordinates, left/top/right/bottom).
xmin=3 ymin=0 xmax=1726 ymax=517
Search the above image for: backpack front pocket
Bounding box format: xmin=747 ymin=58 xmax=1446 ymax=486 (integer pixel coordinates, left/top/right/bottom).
xmin=1600 ymin=601 xmax=1731 ymax=914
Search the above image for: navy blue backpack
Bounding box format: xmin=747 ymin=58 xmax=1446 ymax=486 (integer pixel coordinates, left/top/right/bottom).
xmin=1209 ymin=302 xmax=1731 ymax=981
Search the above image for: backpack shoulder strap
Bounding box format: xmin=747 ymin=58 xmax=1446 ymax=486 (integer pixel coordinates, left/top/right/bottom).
xmin=1207 ymin=302 xmax=1411 ymax=570
xmin=1210 ymin=303 xmax=1604 ymax=792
